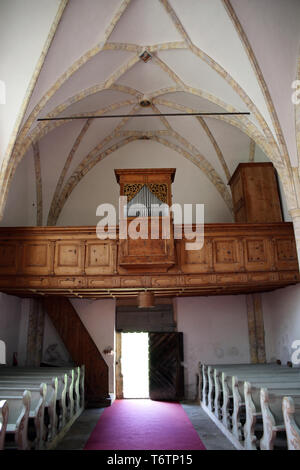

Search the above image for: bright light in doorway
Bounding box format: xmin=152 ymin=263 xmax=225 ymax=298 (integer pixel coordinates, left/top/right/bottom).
xmin=121 ymin=332 xmax=149 ymax=398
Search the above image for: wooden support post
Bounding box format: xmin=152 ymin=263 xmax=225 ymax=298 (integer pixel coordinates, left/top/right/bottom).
xmin=115 ymin=332 xmax=123 ymax=399
xmin=246 ymin=294 xmax=266 ymax=364
xmin=253 ymin=294 xmax=266 ymax=363
xmin=26 ymin=299 xmax=45 ymax=366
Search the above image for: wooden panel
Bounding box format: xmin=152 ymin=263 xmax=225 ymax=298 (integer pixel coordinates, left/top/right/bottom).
xmin=216 ymin=273 xmax=247 ymax=284
xmin=43 ymin=297 xmax=109 ymax=406
xmin=54 ymin=241 xmax=85 ymax=275
xmin=149 ymin=332 xmax=184 ymax=401
xmin=88 ymin=277 xmax=120 ymax=288
xmin=18 ymin=277 xmax=50 ymax=288
xmin=213 ymin=238 xmax=243 ymax=272
xmin=244 ymin=238 xmax=273 ymax=271
xmin=21 ymin=242 xmax=52 ymax=275
xmin=279 ymin=272 xmax=300 ymax=282
xmin=0 ymin=242 xmax=18 ymax=274
xmin=274 ymin=237 xmax=299 ymax=271
xmin=85 ymin=241 xmax=116 ymax=275
xmin=185 ymin=274 xmax=216 ymax=286
xmin=181 ymin=238 xmax=213 ymax=273
xmin=120 ymin=277 xmax=145 ymax=287
xmin=248 ymin=272 xmax=278 ymax=282
xmin=118 ymin=218 xmax=175 ymax=270
xmin=152 ymin=276 xmax=179 ymax=287
xmin=54 ymin=277 xmax=86 ymax=289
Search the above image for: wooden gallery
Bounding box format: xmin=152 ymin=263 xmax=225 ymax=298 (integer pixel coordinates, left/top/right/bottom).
xmin=0 ymin=0 xmax=300 ymax=452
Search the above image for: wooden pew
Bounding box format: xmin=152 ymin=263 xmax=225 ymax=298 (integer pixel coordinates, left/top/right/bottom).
xmin=0 ymin=365 xmax=85 ymax=450
xmin=19 ymin=368 xmax=74 ymax=421
xmin=47 ymin=365 xmax=84 ymax=413
xmin=220 ymin=367 xmax=285 ymax=429
xmin=260 ymin=387 xmax=300 ymax=450
xmin=202 ymin=363 xmax=281 ymax=412
xmin=0 ymin=400 xmax=8 ymax=450
xmin=40 ymin=365 xmax=84 ymax=412
xmin=79 ymin=365 xmax=85 ymax=410
xmin=41 ymin=366 xmax=80 ymax=415
xmin=0 ymin=377 xmax=57 ymax=443
xmin=216 ymin=366 xmax=299 ymax=430
xmin=0 ymin=390 xmax=31 ymax=450
xmin=200 ymin=362 xmax=300 ymax=450
xmin=39 ymin=365 xmax=84 ymax=413
xmin=23 ymin=367 xmax=76 ymax=418
xmin=2 ymin=365 xmax=83 ymax=415
xmin=231 ymin=376 xmax=300 ymax=446
xmin=0 ymin=372 xmax=67 ymax=431
xmin=282 ymin=396 xmax=300 ymax=450
xmin=0 ymin=384 xmax=46 ymax=450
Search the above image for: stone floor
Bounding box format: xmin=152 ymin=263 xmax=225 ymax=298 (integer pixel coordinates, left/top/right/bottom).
xmin=55 ymin=401 xmax=236 ymax=451
xmin=181 ymin=402 xmax=236 ymax=450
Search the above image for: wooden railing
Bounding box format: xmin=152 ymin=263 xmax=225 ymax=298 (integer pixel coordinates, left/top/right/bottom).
xmin=0 ymin=223 xmax=298 ymax=298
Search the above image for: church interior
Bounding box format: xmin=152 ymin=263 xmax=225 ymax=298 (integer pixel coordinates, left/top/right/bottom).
xmin=1 ymin=0 xmax=300 ymax=452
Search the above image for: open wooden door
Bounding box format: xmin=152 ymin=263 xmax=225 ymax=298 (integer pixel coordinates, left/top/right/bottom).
xmin=149 ymin=332 xmax=184 ymax=401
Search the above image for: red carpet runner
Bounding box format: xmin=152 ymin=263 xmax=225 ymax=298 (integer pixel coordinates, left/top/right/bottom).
xmin=84 ymin=399 xmax=206 ymax=450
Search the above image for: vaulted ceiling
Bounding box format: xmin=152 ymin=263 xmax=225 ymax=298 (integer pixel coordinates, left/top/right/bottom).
xmin=2 ymin=0 xmax=300 ymax=227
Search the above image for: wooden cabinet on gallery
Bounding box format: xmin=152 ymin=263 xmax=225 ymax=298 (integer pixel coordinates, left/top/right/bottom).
xmin=114 ymin=168 xmax=176 ymax=272
xmin=228 ymin=162 xmax=283 ymax=223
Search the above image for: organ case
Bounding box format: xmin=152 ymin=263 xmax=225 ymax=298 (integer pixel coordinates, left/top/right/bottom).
xmin=114 ymin=168 xmax=176 ymax=272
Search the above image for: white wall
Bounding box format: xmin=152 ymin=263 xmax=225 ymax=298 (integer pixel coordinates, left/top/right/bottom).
xmin=231 ymin=0 xmax=300 ymax=167
xmin=0 ymin=0 xmax=61 ymax=163
xmin=70 ymin=298 xmax=116 ymax=395
xmin=0 ymin=293 xmax=22 ymax=365
xmin=42 ymin=313 xmax=72 ymax=365
xmin=263 ymin=284 xmax=300 ymax=366
xmin=176 ymin=295 xmax=250 ymax=400
xmin=0 ymin=147 xmax=37 ymax=227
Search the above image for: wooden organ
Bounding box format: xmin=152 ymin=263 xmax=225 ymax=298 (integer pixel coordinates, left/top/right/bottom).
xmin=115 ymin=168 xmax=176 ymax=272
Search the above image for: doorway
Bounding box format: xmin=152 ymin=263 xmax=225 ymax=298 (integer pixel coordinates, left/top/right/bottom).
xmin=121 ymin=332 xmax=149 ymax=398
xmin=115 ymin=331 xmax=184 ymax=401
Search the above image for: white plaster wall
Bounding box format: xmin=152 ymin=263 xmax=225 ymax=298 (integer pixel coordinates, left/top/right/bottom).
xmin=262 ymin=284 xmax=300 ymax=366
xmin=176 ymin=295 xmax=250 ymax=400
xmin=42 ymin=313 xmax=72 ymax=365
xmin=70 ymin=298 xmax=116 ymax=395
xmin=0 ymin=148 xmax=36 ymax=227
xmin=0 ymin=0 xmax=61 ymax=163
xmin=0 ymin=293 xmax=22 ymax=365
xmin=231 ymin=0 xmax=300 ymax=166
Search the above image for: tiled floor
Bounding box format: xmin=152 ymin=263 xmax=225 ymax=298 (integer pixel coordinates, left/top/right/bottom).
xmin=55 ymin=401 xmax=236 ymax=451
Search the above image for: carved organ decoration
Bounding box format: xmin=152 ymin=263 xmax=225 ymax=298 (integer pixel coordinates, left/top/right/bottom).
xmin=115 ymin=169 xmax=176 ymax=272
xmin=125 ymin=184 xmax=169 ymax=217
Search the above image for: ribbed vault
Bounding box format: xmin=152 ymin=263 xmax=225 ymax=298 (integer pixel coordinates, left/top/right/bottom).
xmin=2 ymin=0 xmax=300 ymax=235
